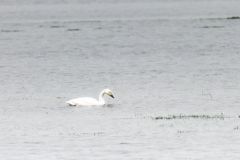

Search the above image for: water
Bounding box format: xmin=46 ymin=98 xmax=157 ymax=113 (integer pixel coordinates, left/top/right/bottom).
xmin=1 ymin=0 xmax=240 ymax=159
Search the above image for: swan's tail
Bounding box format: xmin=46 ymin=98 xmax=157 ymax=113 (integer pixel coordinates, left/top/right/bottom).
xmin=66 ymin=100 xmax=75 ymax=106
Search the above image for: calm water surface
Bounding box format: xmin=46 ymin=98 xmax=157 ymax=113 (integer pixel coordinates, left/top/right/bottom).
xmin=1 ymin=0 xmax=240 ymax=159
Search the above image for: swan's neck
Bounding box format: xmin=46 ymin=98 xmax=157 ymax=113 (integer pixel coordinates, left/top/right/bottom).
xmin=98 ymin=91 xmax=105 ymax=105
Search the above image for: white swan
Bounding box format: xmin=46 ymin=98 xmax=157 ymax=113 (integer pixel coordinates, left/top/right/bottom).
xmin=66 ymin=89 xmax=114 ymax=106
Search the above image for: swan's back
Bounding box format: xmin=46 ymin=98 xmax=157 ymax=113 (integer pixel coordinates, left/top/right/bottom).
xmin=66 ymin=97 xmax=100 ymax=106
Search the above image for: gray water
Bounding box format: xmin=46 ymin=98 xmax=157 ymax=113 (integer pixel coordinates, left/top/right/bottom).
xmin=1 ymin=0 xmax=240 ymax=159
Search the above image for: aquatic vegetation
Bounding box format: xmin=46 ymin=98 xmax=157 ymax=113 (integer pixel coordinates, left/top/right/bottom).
xmin=201 ymin=26 xmax=224 ymax=28
xmin=226 ymin=16 xmax=240 ymax=20
xmin=200 ymin=16 xmax=240 ymax=21
xmin=154 ymin=113 xmax=225 ymax=120
xmin=1 ymin=29 xmax=21 ymax=33
xmin=67 ymin=28 xmax=81 ymax=31
xmin=233 ymin=126 xmax=240 ymax=130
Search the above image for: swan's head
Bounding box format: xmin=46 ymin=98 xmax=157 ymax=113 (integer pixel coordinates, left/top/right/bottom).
xmin=103 ymin=89 xmax=115 ymax=98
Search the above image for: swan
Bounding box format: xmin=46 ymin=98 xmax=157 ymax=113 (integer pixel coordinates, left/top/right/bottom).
xmin=66 ymin=89 xmax=114 ymax=106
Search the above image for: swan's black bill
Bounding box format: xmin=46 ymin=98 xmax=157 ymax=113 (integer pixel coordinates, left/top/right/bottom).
xmin=110 ymin=95 xmax=115 ymax=98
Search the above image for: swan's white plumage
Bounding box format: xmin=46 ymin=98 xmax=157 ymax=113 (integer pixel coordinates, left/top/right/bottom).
xmin=66 ymin=89 xmax=114 ymax=106
xmin=66 ymin=97 xmax=101 ymax=106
